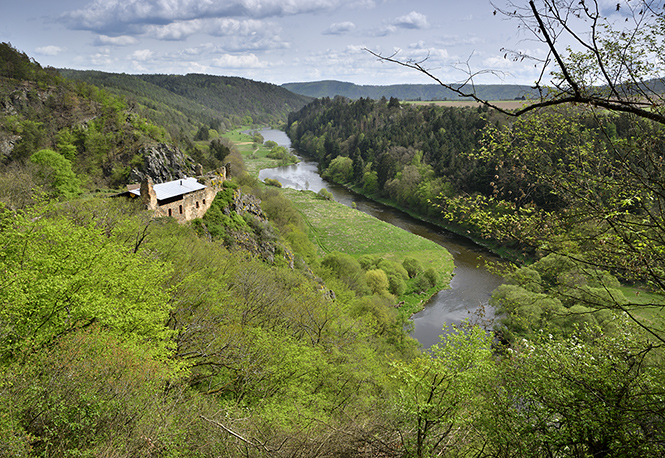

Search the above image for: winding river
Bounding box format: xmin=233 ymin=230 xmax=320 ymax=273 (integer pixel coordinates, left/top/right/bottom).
xmin=253 ymin=128 xmax=504 ymax=348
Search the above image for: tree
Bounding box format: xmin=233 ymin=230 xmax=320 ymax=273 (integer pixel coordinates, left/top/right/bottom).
xmin=209 ymin=137 xmax=232 ymax=162
xmin=30 ymin=148 xmax=81 ymax=198
xmin=368 ymin=1 xmax=665 ymax=124
xmin=372 ymin=0 xmax=665 ymax=343
xmin=387 ymin=325 xmax=495 ymax=458
xmin=0 ymin=201 xmax=174 ymax=361
xmin=478 ymin=324 xmax=665 ymax=457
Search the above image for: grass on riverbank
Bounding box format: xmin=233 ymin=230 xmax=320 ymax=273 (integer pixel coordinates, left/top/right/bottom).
xmin=281 ymin=187 xmax=454 ymax=315
xmin=227 ymin=127 xmax=455 ymax=316
xmin=222 ymin=128 xmax=285 ymax=176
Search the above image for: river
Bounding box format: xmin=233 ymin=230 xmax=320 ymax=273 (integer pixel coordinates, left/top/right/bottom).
xmin=252 ymin=127 xmax=504 ymax=349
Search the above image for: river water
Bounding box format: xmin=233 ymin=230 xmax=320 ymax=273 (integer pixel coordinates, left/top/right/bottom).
xmin=253 ymin=128 xmax=504 ymax=348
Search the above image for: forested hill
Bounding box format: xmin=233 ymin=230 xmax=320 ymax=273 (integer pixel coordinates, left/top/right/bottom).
xmin=60 ymin=70 xmax=312 ymax=129
xmin=282 ymin=80 xmax=538 ymax=100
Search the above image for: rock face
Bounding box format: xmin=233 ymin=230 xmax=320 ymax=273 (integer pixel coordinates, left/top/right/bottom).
xmin=130 ymin=143 xmax=198 ymax=183
xmin=222 ymin=189 xmax=294 ymax=268
xmin=225 ymin=190 xmax=266 ymax=222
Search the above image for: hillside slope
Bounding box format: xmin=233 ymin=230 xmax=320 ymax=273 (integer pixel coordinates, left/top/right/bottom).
xmin=61 ymin=70 xmax=312 ymax=130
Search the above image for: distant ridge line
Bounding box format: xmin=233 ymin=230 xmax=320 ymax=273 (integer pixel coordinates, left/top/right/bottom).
xmin=281 ymin=80 xmax=539 ymax=101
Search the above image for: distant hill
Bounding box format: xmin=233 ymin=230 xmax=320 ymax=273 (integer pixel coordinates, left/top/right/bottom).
xmin=281 ymin=80 xmax=539 ymax=101
xmin=61 ymin=70 xmax=313 ymax=129
xmin=1 ymin=42 xmax=313 ymax=193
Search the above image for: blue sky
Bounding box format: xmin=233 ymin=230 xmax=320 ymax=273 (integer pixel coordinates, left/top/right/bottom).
xmin=0 ymin=0 xmax=619 ymax=86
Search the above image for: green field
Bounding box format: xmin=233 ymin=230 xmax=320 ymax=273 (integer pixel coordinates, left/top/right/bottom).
xmin=231 ymin=128 xmax=455 ymax=314
xmin=222 ymin=128 xmax=285 ymax=175
xmin=282 ymin=187 xmax=454 ymax=313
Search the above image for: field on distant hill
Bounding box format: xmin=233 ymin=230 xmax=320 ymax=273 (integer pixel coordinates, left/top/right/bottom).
xmin=404 ymin=100 xmax=531 ymax=110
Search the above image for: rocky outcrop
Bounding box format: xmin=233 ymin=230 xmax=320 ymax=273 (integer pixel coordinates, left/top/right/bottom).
xmin=225 ymin=190 xmax=266 ymax=222
xmin=222 ymin=189 xmax=294 ymax=268
xmin=130 ymin=143 xmax=199 ymax=183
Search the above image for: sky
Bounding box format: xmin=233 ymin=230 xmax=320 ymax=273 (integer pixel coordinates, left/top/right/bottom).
xmin=0 ymin=0 xmax=623 ymax=87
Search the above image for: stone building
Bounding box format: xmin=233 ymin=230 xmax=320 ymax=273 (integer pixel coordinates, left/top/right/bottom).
xmin=126 ymin=168 xmax=226 ymax=222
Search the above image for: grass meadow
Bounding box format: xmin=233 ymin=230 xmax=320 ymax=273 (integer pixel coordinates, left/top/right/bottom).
xmin=230 ymin=127 xmax=455 ymax=315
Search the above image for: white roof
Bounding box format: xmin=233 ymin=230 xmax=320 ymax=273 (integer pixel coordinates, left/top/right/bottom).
xmin=130 ymin=177 xmax=206 ymax=201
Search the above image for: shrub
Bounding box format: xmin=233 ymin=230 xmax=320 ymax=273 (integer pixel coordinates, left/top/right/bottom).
xmin=264 ymin=178 xmax=282 ymax=188
xmin=403 ymin=257 xmax=424 ymax=278
xmin=366 ymin=269 xmax=390 ymax=295
xmin=317 ymin=188 xmax=333 ymax=200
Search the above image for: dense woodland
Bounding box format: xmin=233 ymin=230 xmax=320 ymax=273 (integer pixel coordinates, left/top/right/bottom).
xmin=61 ymin=70 xmax=312 ymax=135
xmin=1 ymin=29 xmax=665 ymax=458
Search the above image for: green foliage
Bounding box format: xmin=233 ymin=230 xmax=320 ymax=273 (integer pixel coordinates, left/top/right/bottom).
xmin=480 ymin=325 xmax=665 ymax=458
xmin=209 ymin=137 xmax=232 ymax=161
xmin=321 ymin=251 xmax=369 ymax=295
xmin=0 ymin=201 xmax=174 ymax=361
xmin=61 ymin=70 xmax=312 ymax=131
xmin=1 ymin=327 xmax=173 ymax=455
xmin=202 ymin=187 xmax=248 ymax=240
xmin=423 ymin=266 xmax=439 ymax=288
xmin=55 ymin=128 xmax=78 ymax=161
xmin=263 ymin=177 xmax=282 ymax=187
xmin=266 ymin=145 xmax=298 ymax=165
xmin=491 ymin=253 xmax=627 ymax=341
xmin=30 ymin=148 xmax=81 ymax=198
xmin=0 ymin=42 xmax=61 ymax=84
xmin=322 ymin=155 xmax=353 ymax=183
xmin=403 ymin=256 xmax=424 ymax=278
xmin=288 ymin=97 xmax=496 ymax=215
xmin=366 ymin=268 xmax=391 ymax=296
xmin=387 ymin=325 xmax=496 ymax=458
xmin=317 ymin=187 xmax=334 ymax=200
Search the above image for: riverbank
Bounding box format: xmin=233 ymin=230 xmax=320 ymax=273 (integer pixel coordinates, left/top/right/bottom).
xmin=224 ymin=127 xmax=455 ymax=318
xmin=281 ymin=187 xmax=454 ymax=316
xmin=344 ymin=183 xmax=522 ymax=266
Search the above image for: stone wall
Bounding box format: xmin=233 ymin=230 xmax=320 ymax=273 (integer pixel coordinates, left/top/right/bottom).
xmin=152 ymin=186 xmax=217 ymax=222
xmin=137 ymin=166 xmax=227 ymax=223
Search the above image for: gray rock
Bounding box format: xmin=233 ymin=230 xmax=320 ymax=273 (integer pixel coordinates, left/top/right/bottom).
xmin=130 ymin=143 xmax=198 ymax=183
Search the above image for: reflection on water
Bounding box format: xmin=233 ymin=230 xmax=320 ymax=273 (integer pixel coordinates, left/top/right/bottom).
xmin=256 ymin=128 xmax=504 ymax=349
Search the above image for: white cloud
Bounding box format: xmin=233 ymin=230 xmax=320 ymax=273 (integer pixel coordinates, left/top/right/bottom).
xmin=36 ymin=46 xmax=63 ymax=56
xmin=131 ymin=49 xmax=153 ymax=61
xmin=392 ymin=11 xmax=429 ymax=29
xmin=146 ymin=20 xmax=205 ymax=40
xmin=323 ymin=21 xmax=356 ymax=35
xmin=96 ymin=35 xmax=138 ymax=46
xmin=211 ymin=53 xmax=265 ymax=68
xmin=88 ymin=49 xmax=113 ymax=66
xmin=374 ymin=25 xmax=397 ymax=37
xmin=61 ymin=0 xmax=352 ymax=35
xmin=434 ymin=35 xmax=483 ymax=47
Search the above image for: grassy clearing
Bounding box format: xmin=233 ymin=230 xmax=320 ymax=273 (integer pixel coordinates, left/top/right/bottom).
xmin=228 ymin=130 xmax=455 ymax=315
xmin=222 ymin=127 xmax=284 ymax=176
xmin=282 ymin=187 xmax=454 ymax=314
xmin=618 ymin=285 xmax=665 ymax=331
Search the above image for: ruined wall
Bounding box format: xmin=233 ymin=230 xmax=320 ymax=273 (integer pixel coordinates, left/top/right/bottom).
xmin=152 ymin=166 xmax=227 ymax=222
xmin=152 ymin=186 xmax=217 ymax=222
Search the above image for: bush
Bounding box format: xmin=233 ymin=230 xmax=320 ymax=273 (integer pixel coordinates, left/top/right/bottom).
xmin=424 ymin=267 xmax=439 ymax=288
xmin=409 ymin=274 xmax=433 ymax=293
xmin=366 ymin=269 xmax=390 ymax=295
xmin=30 ymin=148 xmax=81 ymax=198
xmin=403 ymin=257 xmax=424 ymax=278
xmin=264 ymin=177 xmax=282 ymax=187
xmin=358 ymin=254 xmax=381 ymax=270
xmin=317 ymin=188 xmax=333 ymax=200
xmin=321 ymin=251 xmax=368 ymax=294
